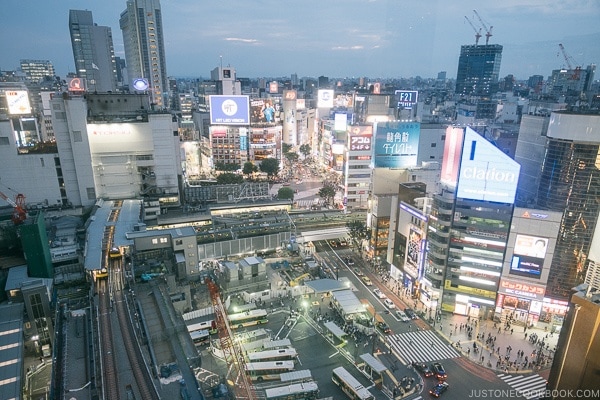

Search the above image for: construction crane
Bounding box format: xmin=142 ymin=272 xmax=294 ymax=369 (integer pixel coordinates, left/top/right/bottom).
xmin=473 ymin=10 xmax=493 ymax=45
xmin=206 ymin=278 xmax=257 ymax=400
xmin=558 ymin=43 xmax=582 ymax=80
xmin=464 ymin=16 xmax=482 ymax=45
xmin=0 ymin=191 xmax=27 ymax=225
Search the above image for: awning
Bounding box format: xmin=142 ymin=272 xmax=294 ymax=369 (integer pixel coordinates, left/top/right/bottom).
xmin=324 ymin=321 xmax=347 ymax=340
xmin=359 ymin=353 xmax=388 ymax=373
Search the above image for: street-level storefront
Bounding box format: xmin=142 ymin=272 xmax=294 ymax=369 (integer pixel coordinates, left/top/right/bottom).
xmin=495 ymin=278 xmax=547 ymax=326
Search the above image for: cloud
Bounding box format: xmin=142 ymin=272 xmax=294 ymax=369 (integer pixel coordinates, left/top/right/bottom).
xmin=224 ymin=37 xmax=260 ymax=44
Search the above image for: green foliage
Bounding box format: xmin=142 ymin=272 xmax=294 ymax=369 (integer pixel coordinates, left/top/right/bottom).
xmin=216 ymin=172 xmax=244 ymax=185
xmin=215 ymin=162 xmax=240 ymax=172
xmin=242 ymin=161 xmax=258 ymax=176
xmin=299 ymin=144 xmax=311 ymax=157
xmin=259 ymin=158 xmax=280 ymax=178
xmin=277 ymin=186 xmax=294 ymax=200
xmin=282 ymin=143 xmax=293 ymax=154
xmin=346 ymin=219 xmax=368 ymax=242
xmin=284 ymin=152 xmax=299 ymax=163
xmin=318 ymin=183 xmax=337 ymax=205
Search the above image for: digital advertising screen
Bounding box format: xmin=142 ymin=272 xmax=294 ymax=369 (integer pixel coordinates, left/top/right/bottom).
xmin=6 ymin=90 xmax=32 ymax=115
xmin=395 ymin=90 xmax=419 ymax=109
xmin=456 ymin=127 xmax=520 ymax=203
xmin=440 ymin=127 xmax=464 ymax=187
xmin=509 ymin=234 xmax=547 ymax=278
xmin=407 ymin=227 xmax=422 ymax=267
xmin=250 ymin=99 xmax=278 ymax=124
xmin=209 ymin=95 xmax=250 ymax=125
xmin=317 ymin=90 xmax=334 ymax=108
xmin=373 ymin=121 xmax=420 ymax=168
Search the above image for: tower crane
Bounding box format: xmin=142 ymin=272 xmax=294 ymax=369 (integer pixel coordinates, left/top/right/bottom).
xmin=464 ymin=16 xmax=482 ymax=45
xmin=473 ymin=10 xmax=493 ymax=45
xmin=0 ymin=191 xmax=27 ymax=225
xmin=558 ymin=43 xmax=581 ymax=80
xmin=206 ymin=278 xmax=257 ymax=400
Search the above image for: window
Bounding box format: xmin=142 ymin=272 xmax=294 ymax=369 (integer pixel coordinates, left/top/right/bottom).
xmin=175 ymin=239 xmax=183 ymax=245
xmin=431 ymin=142 xmax=437 ymax=147
xmin=86 ymin=187 xmax=96 ymax=200
xmin=0 ymin=137 xmax=9 ymax=145
xmin=72 ymin=131 xmax=82 ymax=142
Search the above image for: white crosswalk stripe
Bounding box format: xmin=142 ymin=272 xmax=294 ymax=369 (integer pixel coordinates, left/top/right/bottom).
xmin=387 ymin=330 xmax=460 ymax=364
xmin=497 ymin=373 xmax=547 ymax=399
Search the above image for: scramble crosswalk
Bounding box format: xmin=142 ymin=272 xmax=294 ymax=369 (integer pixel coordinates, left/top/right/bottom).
xmin=497 ymin=373 xmax=548 ymax=399
xmin=387 ymin=330 xmax=460 ymax=364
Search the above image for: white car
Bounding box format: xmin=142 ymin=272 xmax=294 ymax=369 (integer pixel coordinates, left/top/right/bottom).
xmin=383 ymin=299 xmax=396 ymax=309
xmin=396 ymin=310 xmax=409 ymax=322
xmin=373 ymin=288 xmax=387 ymax=299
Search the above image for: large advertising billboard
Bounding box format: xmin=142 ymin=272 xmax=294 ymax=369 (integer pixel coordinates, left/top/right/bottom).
xmin=395 ymin=90 xmax=419 ymax=109
xmin=209 ymin=95 xmax=250 ymax=125
xmin=250 ymin=99 xmax=278 ymax=124
xmin=334 ymin=113 xmax=347 ymax=131
xmin=317 ymin=90 xmax=334 ymax=108
xmin=456 ymin=127 xmax=520 ymax=203
xmin=440 ymin=127 xmax=464 ymax=187
xmin=6 ymin=90 xmax=32 ymax=115
xmin=509 ymin=234 xmax=547 ymax=278
xmin=373 ymin=121 xmax=420 ymax=168
xmin=348 ymin=126 xmax=372 ymax=152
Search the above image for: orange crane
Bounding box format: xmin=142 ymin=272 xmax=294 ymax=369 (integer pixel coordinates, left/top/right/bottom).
xmin=206 ymin=278 xmax=257 ymax=399
xmin=473 ymin=10 xmax=493 ymax=45
xmin=558 ymin=43 xmax=581 ymax=80
xmin=0 ymin=191 xmax=27 ymax=225
xmin=464 ymin=16 xmax=482 ymax=45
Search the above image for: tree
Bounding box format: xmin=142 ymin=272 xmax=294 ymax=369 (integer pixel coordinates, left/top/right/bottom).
xmin=259 ymin=158 xmax=280 ymax=180
xmin=299 ymin=144 xmax=311 ymax=158
xmin=318 ymin=183 xmax=337 ymax=205
xmin=277 ymin=186 xmax=294 ymax=201
xmin=242 ymin=161 xmax=258 ymax=178
xmin=346 ymin=220 xmax=369 ymax=243
xmin=215 ymin=162 xmax=240 ymax=172
xmin=284 ymin=152 xmax=299 ymax=163
xmin=216 ymin=172 xmax=244 ymax=185
xmin=282 ymin=143 xmax=293 ymax=155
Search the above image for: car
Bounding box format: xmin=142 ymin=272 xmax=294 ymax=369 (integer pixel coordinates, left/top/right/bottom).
xmin=404 ymin=308 xmax=418 ymax=319
xmin=373 ymin=288 xmax=386 ymax=299
xmin=383 ymin=299 xmax=396 ymax=309
xmin=329 ymin=240 xmax=338 ymax=248
xmin=361 ymin=276 xmax=373 ymax=286
xmin=354 ymin=267 xmax=364 ymax=276
xmin=396 ymin=310 xmax=410 ymax=322
xmin=345 ymin=257 xmax=355 ymax=266
xmin=339 ymin=239 xmax=348 ymax=246
xmin=376 ymin=321 xmax=391 ymax=334
xmin=431 ymin=362 xmax=447 ymax=380
xmin=412 ymin=361 xmax=433 ymax=377
xmin=429 ymin=381 xmax=449 ymax=397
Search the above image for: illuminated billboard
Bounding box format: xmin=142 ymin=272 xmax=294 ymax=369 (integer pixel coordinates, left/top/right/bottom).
xmin=456 ymin=127 xmax=520 ymax=203
xmin=6 ymin=91 xmax=31 ymax=115
xmin=509 ymin=234 xmax=547 ymax=278
xmin=269 ymin=81 xmax=279 ymax=93
xmin=395 ymin=90 xmax=419 ymax=109
xmin=250 ymin=99 xmax=277 ymax=124
xmin=317 ymin=90 xmax=334 ymax=108
xmin=407 ymin=227 xmax=422 ymax=267
xmin=209 ymin=95 xmax=250 ymax=125
xmin=283 ymin=90 xmax=297 ymax=101
xmin=373 ymin=121 xmax=420 ymax=168
xmin=68 ymin=77 xmax=86 ymax=93
xmin=348 ymin=126 xmax=373 ymax=152
xmin=440 ymin=127 xmax=465 ymax=187
xmin=334 ymin=113 xmax=347 ymax=131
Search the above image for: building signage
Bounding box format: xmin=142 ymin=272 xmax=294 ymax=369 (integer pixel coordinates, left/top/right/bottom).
xmin=5 ymin=90 xmax=31 ymax=115
xmin=521 ymin=211 xmax=549 ymax=219
xmin=283 ymin=90 xmax=297 ymax=100
xmin=68 ymin=77 xmax=86 ymax=93
xmin=395 ymin=90 xmax=419 ymax=109
xmin=209 ymin=95 xmax=250 ymax=125
xmin=349 ymin=134 xmax=371 ymax=151
xmin=317 ymin=90 xmax=334 ymax=108
xmin=374 ymin=121 xmax=420 ymax=168
xmin=132 ymin=78 xmax=149 ymax=91
xmin=499 ymin=278 xmax=545 ymax=300
xmin=456 ymin=127 xmax=520 ymax=203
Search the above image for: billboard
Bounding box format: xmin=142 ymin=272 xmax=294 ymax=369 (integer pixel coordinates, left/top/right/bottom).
xmin=209 ymin=95 xmax=250 ymax=125
xmin=440 ymin=127 xmax=465 ymax=187
xmin=269 ymin=81 xmax=278 ymax=93
xmin=456 ymin=127 xmax=520 ymax=203
xmin=334 ymin=113 xmax=347 ymax=131
xmin=317 ymin=90 xmax=334 ymax=108
xmin=250 ymin=99 xmax=277 ymax=124
xmin=6 ymin=90 xmax=32 ymax=115
xmin=283 ymin=90 xmax=297 ymax=101
xmin=407 ymin=227 xmax=422 ymax=267
xmin=395 ymin=90 xmax=419 ymax=109
xmin=68 ymin=77 xmax=86 ymax=93
xmin=509 ymin=234 xmax=548 ymax=278
xmin=373 ymin=121 xmax=420 ymax=168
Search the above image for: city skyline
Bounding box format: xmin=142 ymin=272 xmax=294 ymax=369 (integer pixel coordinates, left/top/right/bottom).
xmin=1 ymin=0 xmax=600 ymax=81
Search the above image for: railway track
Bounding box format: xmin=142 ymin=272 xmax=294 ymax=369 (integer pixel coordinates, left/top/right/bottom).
xmin=98 ymin=278 xmax=120 ymax=399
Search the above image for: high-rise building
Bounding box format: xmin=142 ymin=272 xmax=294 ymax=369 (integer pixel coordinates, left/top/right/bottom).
xmin=120 ymin=0 xmax=169 ymax=108
xmin=69 ymin=10 xmax=118 ymax=93
xmin=535 ymin=112 xmax=600 ymax=301
xmin=19 ymin=60 xmax=54 ymax=83
xmin=455 ymin=44 xmax=503 ymax=96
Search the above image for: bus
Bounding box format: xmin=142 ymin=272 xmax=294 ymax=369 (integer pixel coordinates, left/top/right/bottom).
xmin=190 ymin=329 xmax=210 ymax=346
xmin=245 ymin=361 xmax=294 ymax=382
xmin=331 ymin=367 xmax=374 ymax=400
xmin=228 ymin=309 xmax=268 ymax=329
xmin=264 ymin=381 xmax=319 ymax=400
xmin=187 ymin=320 xmax=217 ymax=335
xmin=248 ymin=348 xmax=298 ymax=363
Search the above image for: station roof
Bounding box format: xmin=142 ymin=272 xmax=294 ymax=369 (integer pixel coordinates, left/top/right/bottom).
xmin=304 ymin=279 xmax=346 ymax=294
xmin=324 ymin=321 xmax=347 ymax=340
xmin=359 ymin=353 xmax=388 ymax=373
xmin=331 ymin=289 xmax=365 ymax=315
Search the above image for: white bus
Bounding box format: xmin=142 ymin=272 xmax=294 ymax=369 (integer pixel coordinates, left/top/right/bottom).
xmin=331 ymin=367 xmax=374 ymax=400
xmin=187 ymin=320 xmax=217 ymax=335
xmin=190 ymin=329 xmax=210 ymax=346
xmin=245 ymin=361 xmax=294 ymax=382
xmin=264 ymin=381 xmax=319 ymax=400
xmin=248 ymin=348 xmax=298 ymax=363
xmin=228 ymin=309 xmax=268 ymax=329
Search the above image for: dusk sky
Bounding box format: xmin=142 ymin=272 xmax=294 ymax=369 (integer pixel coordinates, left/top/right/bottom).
xmin=2 ymin=0 xmax=599 ymax=81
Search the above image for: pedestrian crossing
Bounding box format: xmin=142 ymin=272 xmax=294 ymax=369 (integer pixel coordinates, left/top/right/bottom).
xmin=387 ymin=330 xmax=460 ymax=364
xmin=497 ymin=373 xmax=547 ymax=399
